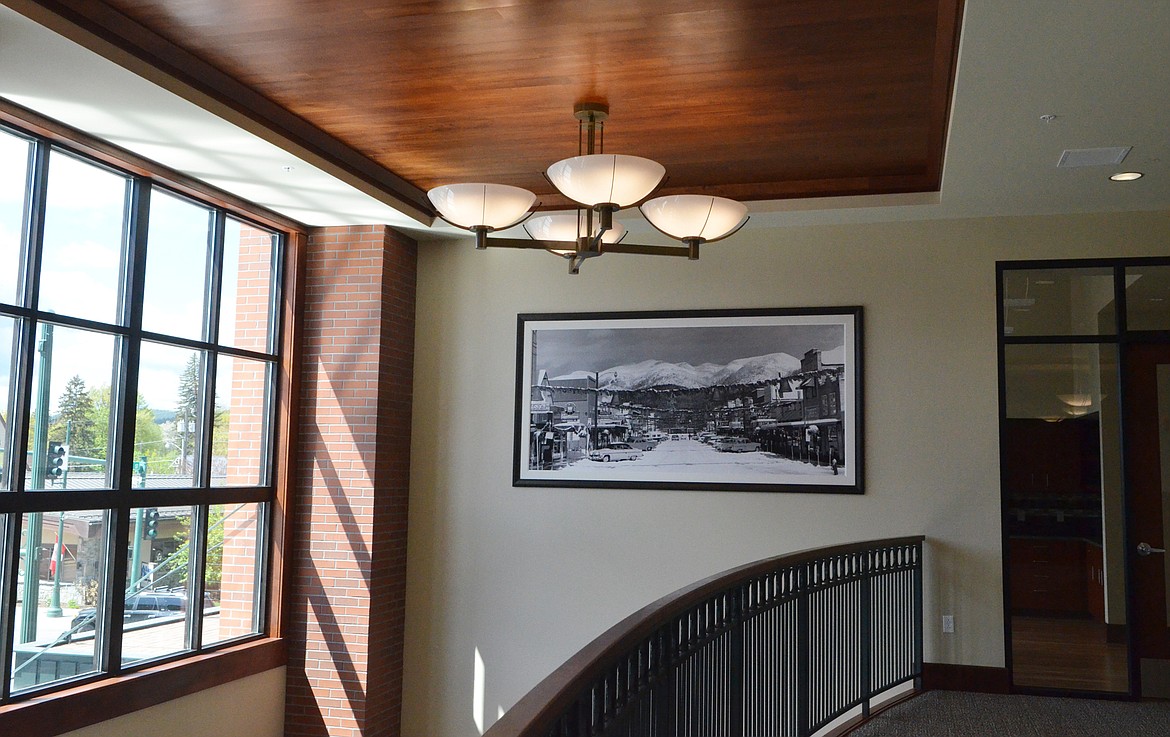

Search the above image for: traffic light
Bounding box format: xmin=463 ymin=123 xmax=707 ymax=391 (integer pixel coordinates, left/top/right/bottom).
xmin=46 ymin=442 xmax=68 ymax=481
xmin=132 ymin=456 xmax=148 ymax=487
xmin=143 ymin=508 xmax=160 ymax=539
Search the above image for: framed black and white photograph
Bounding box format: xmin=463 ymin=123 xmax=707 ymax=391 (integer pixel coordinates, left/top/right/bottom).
xmin=514 ymin=307 xmax=863 ymax=493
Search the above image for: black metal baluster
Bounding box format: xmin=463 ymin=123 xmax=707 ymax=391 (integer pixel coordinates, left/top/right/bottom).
xmin=730 ymin=585 xmax=743 ymax=737
xmin=860 ymin=550 xmax=872 ymax=716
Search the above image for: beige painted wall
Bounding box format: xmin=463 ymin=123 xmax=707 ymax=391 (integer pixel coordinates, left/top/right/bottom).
xmin=402 ymin=209 xmax=1170 ymax=737
xmin=59 ymin=666 xmax=285 ymax=737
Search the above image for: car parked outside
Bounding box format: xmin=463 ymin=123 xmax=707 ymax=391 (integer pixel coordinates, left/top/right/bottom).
xmin=69 ymin=590 xmax=209 ymax=636
xmin=589 ymin=442 xmax=643 ymax=462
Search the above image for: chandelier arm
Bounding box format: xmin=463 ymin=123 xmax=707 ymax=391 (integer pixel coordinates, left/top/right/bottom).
xmin=586 ymin=223 xmax=610 ymax=253
xmin=602 ymin=242 xmax=692 ymax=257
xmin=569 ymin=248 xmax=604 ymax=275
xmin=474 ymin=237 xmax=568 ymax=251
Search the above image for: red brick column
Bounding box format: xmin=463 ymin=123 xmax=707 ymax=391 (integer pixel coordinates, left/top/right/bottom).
xmin=284 ymin=225 xmax=416 ymax=737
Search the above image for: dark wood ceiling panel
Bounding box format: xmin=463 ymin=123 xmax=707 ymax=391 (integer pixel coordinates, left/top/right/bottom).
xmin=40 ymin=0 xmax=964 ymax=212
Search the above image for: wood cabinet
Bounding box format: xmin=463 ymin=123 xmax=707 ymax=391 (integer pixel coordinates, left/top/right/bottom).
xmin=1002 ymin=416 xmax=1100 ymax=498
xmin=1008 ymin=537 xmax=1104 ymax=617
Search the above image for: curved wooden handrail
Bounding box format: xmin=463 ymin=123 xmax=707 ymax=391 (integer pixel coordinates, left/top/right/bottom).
xmin=486 ymin=535 xmax=926 ymax=737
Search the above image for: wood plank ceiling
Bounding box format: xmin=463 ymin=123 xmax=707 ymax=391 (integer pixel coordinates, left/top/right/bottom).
xmin=25 ymin=0 xmax=964 ymax=218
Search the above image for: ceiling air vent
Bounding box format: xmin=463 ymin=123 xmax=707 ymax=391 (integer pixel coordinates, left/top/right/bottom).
xmin=1057 ymin=146 xmax=1132 ymax=168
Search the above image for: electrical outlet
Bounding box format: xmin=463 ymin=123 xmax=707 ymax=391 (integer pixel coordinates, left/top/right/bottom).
xmin=942 ymin=615 xmax=955 ymax=633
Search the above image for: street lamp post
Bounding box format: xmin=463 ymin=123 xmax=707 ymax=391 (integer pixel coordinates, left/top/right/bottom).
xmin=21 ymin=323 xmax=54 ymax=643
xmin=47 ymin=512 xmax=64 ymax=617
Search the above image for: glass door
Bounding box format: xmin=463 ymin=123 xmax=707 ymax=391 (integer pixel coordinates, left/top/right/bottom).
xmin=1000 ymin=265 xmax=1129 ymax=693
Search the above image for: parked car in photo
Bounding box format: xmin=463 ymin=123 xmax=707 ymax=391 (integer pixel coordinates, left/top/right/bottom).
xmin=589 ymin=442 xmax=643 ymax=462
xmin=714 ymin=437 xmax=761 ymax=453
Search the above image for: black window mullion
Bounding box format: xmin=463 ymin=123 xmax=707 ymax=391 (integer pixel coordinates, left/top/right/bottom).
xmin=0 ymin=140 xmax=50 ymax=699
xmin=259 ymin=233 xmax=286 ymax=486
xmin=0 ymin=512 xmax=17 ymax=700
xmin=105 ymin=176 xmax=152 ymax=673
xmin=194 ymin=210 xmax=224 ymax=491
xmin=188 ymin=503 xmax=210 ymax=650
xmin=254 ymin=501 xmax=273 ymax=635
xmin=0 ymin=487 xmax=269 ymax=515
xmin=206 ymin=210 xmax=226 ymax=347
xmin=266 ymin=232 xmax=284 ymax=356
xmin=136 ymin=331 xmax=273 ymax=362
xmin=93 ymin=507 xmax=122 ymax=676
xmin=186 ymin=285 xmax=220 ymax=650
xmin=196 ymin=353 xmax=217 ymax=489
xmin=16 ymin=139 xmax=47 ymax=314
xmin=259 ymin=362 xmax=279 ymax=487
xmin=9 ymin=141 xmax=50 ymax=494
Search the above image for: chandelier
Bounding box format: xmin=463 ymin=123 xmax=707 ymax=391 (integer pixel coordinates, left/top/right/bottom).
xmin=427 ymin=102 xmax=749 ymax=274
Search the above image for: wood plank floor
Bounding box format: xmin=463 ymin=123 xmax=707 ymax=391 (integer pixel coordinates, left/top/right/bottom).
xmin=1011 ymin=615 xmax=1128 ymax=692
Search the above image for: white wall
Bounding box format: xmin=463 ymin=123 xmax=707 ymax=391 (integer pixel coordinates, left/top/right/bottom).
xmin=60 ymin=666 xmax=285 ymax=737
xmin=402 ymin=209 xmax=1170 ymax=737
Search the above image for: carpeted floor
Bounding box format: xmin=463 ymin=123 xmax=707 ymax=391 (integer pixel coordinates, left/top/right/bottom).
xmin=849 ymin=691 xmax=1170 ymax=736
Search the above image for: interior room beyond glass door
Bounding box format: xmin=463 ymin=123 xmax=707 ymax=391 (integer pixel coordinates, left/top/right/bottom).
xmin=1001 ymin=265 xmax=1128 ymax=694
xmin=1003 ymin=342 xmax=1127 ymax=692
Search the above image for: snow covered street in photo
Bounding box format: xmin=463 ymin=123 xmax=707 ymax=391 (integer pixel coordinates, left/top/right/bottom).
xmin=565 ymin=437 xmax=837 ymax=481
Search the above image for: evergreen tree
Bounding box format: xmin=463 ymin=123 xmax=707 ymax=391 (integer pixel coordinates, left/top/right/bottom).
xmin=176 ymin=355 xmax=202 ymax=473
xmin=52 ymin=375 xmax=97 ymax=455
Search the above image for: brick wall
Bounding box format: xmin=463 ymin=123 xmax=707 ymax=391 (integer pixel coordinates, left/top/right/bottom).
xmin=284 ymin=225 xmax=417 ymax=737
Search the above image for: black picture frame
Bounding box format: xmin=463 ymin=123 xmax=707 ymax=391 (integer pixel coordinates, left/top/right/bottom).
xmin=513 ymin=306 xmax=864 ymax=493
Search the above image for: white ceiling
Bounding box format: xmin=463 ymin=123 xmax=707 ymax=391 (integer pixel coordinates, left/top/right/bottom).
xmin=1 ymin=1 xmax=1168 ymax=239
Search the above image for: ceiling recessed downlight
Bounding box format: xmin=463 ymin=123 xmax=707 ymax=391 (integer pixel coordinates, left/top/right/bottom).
xmin=1110 ymin=171 xmax=1143 ymax=181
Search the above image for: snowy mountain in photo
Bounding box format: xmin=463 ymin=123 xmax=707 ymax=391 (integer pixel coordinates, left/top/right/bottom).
xmin=552 ymin=350 xmax=831 ymax=390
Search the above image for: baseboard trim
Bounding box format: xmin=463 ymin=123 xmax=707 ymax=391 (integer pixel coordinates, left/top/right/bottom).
xmin=921 ymin=662 xmax=1011 ymax=694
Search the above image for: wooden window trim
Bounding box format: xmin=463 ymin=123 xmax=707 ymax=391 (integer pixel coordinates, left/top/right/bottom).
xmin=0 ymin=637 xmax=286 ymax=736
xmin=0 ymin=110 xmax=306 ymax=733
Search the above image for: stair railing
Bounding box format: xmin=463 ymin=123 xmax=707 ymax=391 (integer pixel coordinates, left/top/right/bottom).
xmin=486 ymin=536 xmax=924 ymax=737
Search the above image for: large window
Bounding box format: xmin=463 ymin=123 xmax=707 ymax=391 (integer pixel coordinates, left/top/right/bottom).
xmin=0 ymin=123 xmax=284 ymax=704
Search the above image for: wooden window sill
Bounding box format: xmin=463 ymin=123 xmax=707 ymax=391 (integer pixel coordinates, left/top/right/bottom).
xmin=0 ymin=637 xmax=286 ymax=736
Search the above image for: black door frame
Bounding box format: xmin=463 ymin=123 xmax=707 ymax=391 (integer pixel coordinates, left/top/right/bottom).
xmin=997 ymin=256 xmax=1170 ymax=699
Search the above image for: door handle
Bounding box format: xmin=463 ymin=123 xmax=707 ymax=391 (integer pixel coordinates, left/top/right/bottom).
xmin=1137 ymin=542 xmax=1167 ymax=556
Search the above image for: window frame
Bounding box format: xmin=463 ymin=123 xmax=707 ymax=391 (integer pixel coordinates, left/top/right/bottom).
xmin=0 ymin=102 xmax=301 ymax=734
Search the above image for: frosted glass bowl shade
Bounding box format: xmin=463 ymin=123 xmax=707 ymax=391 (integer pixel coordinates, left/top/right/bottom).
xmin=427 ymin=183 xmax=536 ymax=230
xmin=640 ymin=195 xmax=748 ymax=242
xmin=525 ymin=212 xmax=627 ymax=244
xmin=546 ymin=155 xmax=666 ymax=208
